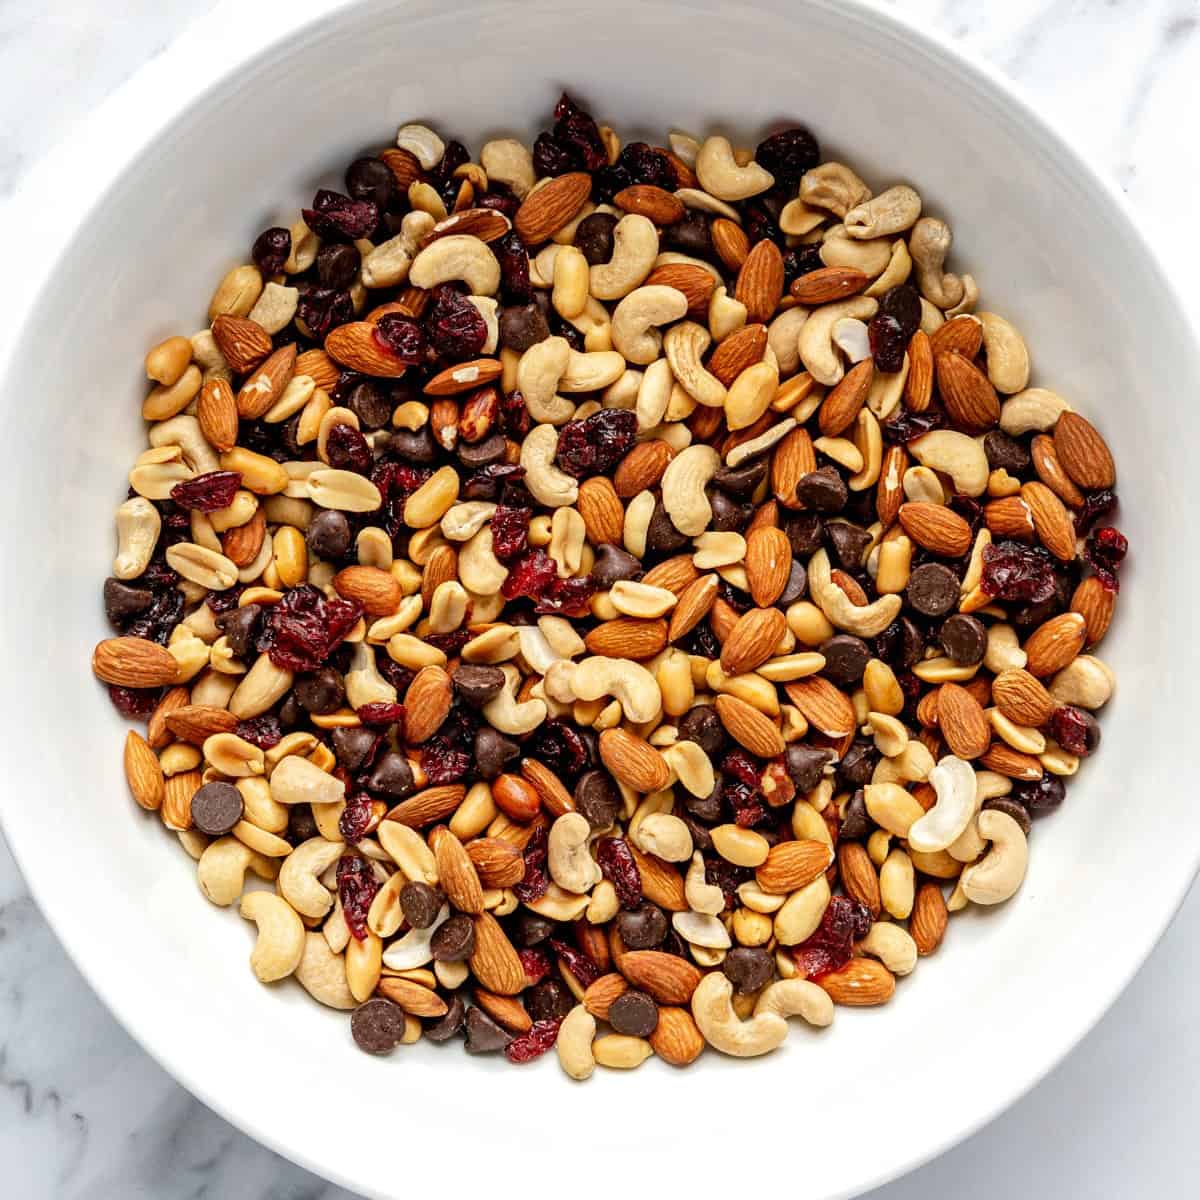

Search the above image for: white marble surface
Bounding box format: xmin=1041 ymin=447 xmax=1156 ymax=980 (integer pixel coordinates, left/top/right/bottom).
xmin=2 ymin=0 xmax=1199 ymax=1196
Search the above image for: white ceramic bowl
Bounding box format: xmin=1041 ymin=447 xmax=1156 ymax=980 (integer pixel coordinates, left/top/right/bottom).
xmin=2 ymin=1 xmax=1196 ymax=1196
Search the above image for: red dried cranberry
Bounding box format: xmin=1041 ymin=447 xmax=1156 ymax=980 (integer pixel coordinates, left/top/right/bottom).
xmin=324 ymin=423 xmax=373 ymax=474
xmin=373 ymin=315 xmax=427 ymax=365
xmin=1084 ymin=525 xmax=1127 ymax=592
xmin=504 ymin=1019 xmax=562 ymax=1063
xmin=251 ymin=227 xmax=291 ymax=275
xmin=490 ymin=505 xmax=532 ymax=561
xmin=534 ymin=131 xmax=581 ymax=179
xmin=107 ymin=684 xmax=161 ymax=718
xmin=236 ymin=714 xmax=282 ymax=749
xmin=783 ymin=244 xmax=824 ymax=287
xmin=426 ymin=285 xmax=487 ymax=360
xmin=420 ymin=741 xmax=472 ymax=785
xmin=170 ymin=470 xmax=242 ymax=513
xmin=498 ymin=389 xmax=531 ymax=438
xmin=551 ymin=93 xmax=607 ymax=171
xmin=476 ymin=190 xmax=521 ymax=219
xmin=725 ymin=780 xmax=768 ymax=828
xmin=513 ymin=824 xmax=550 ymax=903
xmin=429 ymin=139 xmax=470 ymax=205
xmin=356 ymin=702 xmax=405 ymax=729
xmin=755 ymin=127 xmax=820 ymax=185
xmin=867 ymin=313 xmax=907 ymax=373
xmin=980 ymin=541 xmax=1057 ymax=604
xmin=519 ymin=948 xmax=551 ymax=986
xmin=265 ymin=584 xmax=363 ymax=673
xmin=616 ymin=142 xmax=674 ymax=190
xmin=882 ymin=409 xmax=946 ymax=444
xmin=493 ymin=232 xmax=533 ymax=302
xmin=303 ymin=189 xmax=379 ymax=241
xmin=424 ymin=629 xmax=471 ymax=657
xmin=205 ymin=585 xmax=242 ymax=614
xmin=743 ymin=198 xmax=782 ymax=247
xmin=338 ymin=795 xmax=375 ymax=842
xmin=377 ymin=659 xmax=414 ymax=694
xmin=1049 ymin=705 xmax=1101 ymax=757
xmin=721 ymin=749 xmax=762 ymax=790
xmin=528 ymin=719 xmax=590 ymax=780
xmin=793 ymin=895 xmax=872 ymax=979
xmin=1074 ymin=489 xmax=1118 ymax=536
xmin=501 ymin=549 xmax=558 ymax=601
xmin=298 ymin=286 xmax=354 ymax=340
xmin=877 ymin=284 xmax=923 ymax=339
xmin=336 ymin=855 xmax=379 ymax=940
xmin=533 ymin=576 xmax=595 ymax=616
xmin=123 ymin=587 xmax=184 ymax=645
xmin=555 ymin=409 xmax=637 ymax=478
xmin=596 ymin=837 xmax=643 ymax=908
xmin=704 ymin=856 xmax=746 ymax=909
xmin=549 ymin=938 xmax=603 ymax=988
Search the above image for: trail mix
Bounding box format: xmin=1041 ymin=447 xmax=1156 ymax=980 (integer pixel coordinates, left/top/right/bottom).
xmin=92 ymin=94 xmax=1124 ymax=1074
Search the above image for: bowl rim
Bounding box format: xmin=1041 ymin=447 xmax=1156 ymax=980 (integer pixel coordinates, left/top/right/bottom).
xmin=1 ymin=1 xmax=1197 ymax=1196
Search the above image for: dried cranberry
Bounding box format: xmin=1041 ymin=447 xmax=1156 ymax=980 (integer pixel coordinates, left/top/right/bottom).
xmin=533 ymin=131 xmax=581 ymax=179
xmin=793 ymin=895 xmax=872 ymax=979
xmin=324 ymin=423 xmax=373 ymax=474
xmin=513 ymin=824 xmax=550 ymax=903
xmin=1074 ymin=489 xmax=1118 ymax=536
xmin=303 ymin=189 xmax=379 ymax=242
xmin=297 ymin=286 xmax=354 ymax=340
xmin=1050 ymin=705 xmax=1101 ymax=757
xmin=591 ymin=160 xmax=632 ymax=203
xmin=426 ymin=630 xmax=472 ymax=659
xmin=336 ymin=855 xmax=379 ymax=941
xmin=490 ymin=505 xmax=532 ymax=561
xmin=533 ymin=576 xmax=595 ymax=616
xmin=377 ymin=659 xmax=414 ymax=694
xmin=501 ymin=549 xmax=558 ymax=602
xmin=264 ymin=583 xmax=363 ymax=672
xmin=373 ymin=314 xmax=427 ymax=365
xmin=1084 ymin=525 xmax=1127 ymax=592
xmin=549 ymin=938 xmax=603 ymax=989
xmin=493 ymin=232 xmax=532 ymax=302
xmin=107 ymin=684 xmax=161 ymax=718
xmin=867 ymin=313 xmax=907 ymax=373
xmin=426 ymin=285 xmax=487 ymax=360
xmin=783 ymin=244 xmax=824 ymax=287
xmin=356 ymin=702 xmax=405 ymax=729
xmin=123 ymin=587 xmax=184 ymax=645
xmin=251 ymin=226 xmax=291 ymax=275
xmin=755 ymin=127 xmax=820 ymax=185
xmin=615 ymin=142 xmax=674 ymax=190
xmin=463 ymin=462 xmax=526 ymax=502
xmin=519 ymin=948 xmax=551 ymax=986
xmin=721 ymin=749 xmax=762 ymax=790
xmin=948 ymin=495 xmax=984 ymax=536
xmin=504 ymin=1019 xmax=562 ymax=1064
xmin=236 ymin=714 xmax=282 ymax=749
xmin=555 ymin=409 xmax=637 ymax=478
xmin=684 ymin=621 xmax=721 ymax=660
xmin=205 ymin=585 xmax=242 ymax=614
xmin=742 ymin=198 xmax=782 ymax=247
xmin=528 ymin=719 xmax=590 ymax=780
xmin=498 ymin=389 xmax=532 ymax=439
xmin=476 ymin=190 xmax=521 ymax=219
xmin=421 ymin=741 xmax=472 ymax=785
xmin=877 ymin=284 xmax=923 ymax=339
xmin=338 ymin=794 xmax=375 ymax=842
xmin=725 ymin=780 xmax=768 ymax=828
xmin=882 ymin=409 xmax=946 ymax=444
xmin=549 ymin=92 xmax=607 ymax=171
xmin=429 ymin=139 xmax=470 ymax=205
xmin=168 ymin=470 xmax=242 ymax=512
xmin=596 ymin=837 xmax=643 ymax=909
xmin=704 ymin=856 xmax=746 ymax=909
xmin=980 ymin=541 xmax=1057 ymax=604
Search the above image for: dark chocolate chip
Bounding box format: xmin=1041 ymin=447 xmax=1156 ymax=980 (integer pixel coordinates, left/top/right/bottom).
xmin=431 ymin=913 xmax=476 ymax=961
xmin=498 ymin=303 xmax=551 ymax=352
xmin=457 ymin=431 xmax=507 ymax=469
xmin=452 ymin=663 xmax=506 ymax=706
xmin=306 ymin=510 xmax=352 ymax=560
xmin=103 ymin=578 xmax=154 ymax=626
xmin=574 ymin=212 xmax=618 ymax=265
xmin=574 ymin=769 xmax=621 ymax=829
xmin=778 ymin=560 xmax=808 ymax=604
xmin=399 ymin=880 xmax=442 ymax=930
xmin=190 ymin=781 xmax=244 ymax=836
xmin=939 ymin=613 xmax=988 ymax=665
xmin=464 ymin=1005 xmax=511 ymax=1053
xmin=590 ymin=543 xmax=643 ymax=587
xmin=293 ymin=667 xmax=345 ymax=714
xmin=616 ymin=902 xmax=667 ymax=950
xmin=826 ymin=521 xmax=872 ymax=571
xmin=795 ymin=466 xmax=847 ymax=512
xmin=819 ymin=634 xmax=870 ymax=686
xmin=608 ymin=990 xmax=659 ymax=1037
xmin=332 ymin=726 xmax=378 ymax=772
xmin=713 ymin=459 xmax=768 ymax=496
xmin=351 ymin=997 xmax=407 ymax=1055
xmin=475 ymin=725 xmax=520 ymax=780
xmin=677 ymin=705 xmax=726 ymax=758
xmin=722 ymin=946 xmax=774 ymax=994
xmin=983 ymin=430 xmax=1031 ymax=474
xmin=424 ymin=991 xmax=467 ymax=1042
xmin=907 ymin=562 xmax=960 ymax=617
xmin=839 ymin=789 xmax=872 ymax=839
xmin=982 ymin=796 xmax=1032 ymax=835
xmin=365 ymin=750 xmax=414 ymax=801
xmin=527 ymin=978 xmax=574 ymax=1023
xmin=785 ymin=744 xmax=834 ymax=794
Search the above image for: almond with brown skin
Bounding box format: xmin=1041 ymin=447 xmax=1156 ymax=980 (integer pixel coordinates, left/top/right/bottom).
xmin=903 ymin=329 xmax=934 ymax=412
xmin=403 ymin=666 xmax=453 ymax=743
xmin=708 ymin=597 xmax=739 ymax=642
xmin=935 ymin=350 xmax=1000 ymax=428
xmin=469 ymin=912 xmax=526 ymax=995
xmin=211 ymin=314 xmax=272 ymax=373
xmin=1023 ymin=611 xmax=1086 ymax=677
xmin=992 ymin=669 xmax=1056 ymax=727
xmin=789 ymin=265 xmax=869 ymax=305
xmin=928 ymin=314 xmax=983 ymax=359
xmin=124 ymin=730 xmax=164 ymax=812
xmin=641 ymin=553 xmax=699 ymax=595
xmin=162 ymin=769 xmax=200 ymax=832
xmin=614 ymin=184 xmax=685 ymax=225
xmin=744 ymin=526 xmax=792 ymax=607
xmin=818 ymin=957 xmax=896 ymax=1006
xmin=92 ymin=637 xmax=180 ymax=688
xmin=876 ymin=444 xmax=908 ymax=527
xmin=459 ymin=385 xmax=499 ymax=443
xmin=708 ymin=323 xmax=768 ymax=385
xmin=424 ymin=358 xmax=503 ymax=397
xmin=514 ymin=172 xmax=592 ymax=244
xmin=520 ymin=759 xmax=574 ymax=817
xmin=164 ymin=704 xmax=240 ymax=744
xmin=197 ymin=377 xmax=239 ymax=452
xmin=1071 ymin=575 xmax=1115 ymax=645
xmin=772 ymin=425 xmax=817 ymax=509
xmin=333 ymin=565 xmax=403 ymax=616
xmin=236 ymin=343 xmax=296 ymax=419
xmin=614 ymin=439 xmax=673 ymax=497
xmin=386 ymin=784 xmax=466 ymax=827
xmin=710 ymin=217 xmax=750 ymax=271
xmin=377 ymin=977 xmax=449 ymax=1019
xmin=667 ymin=573 xmax=719 ymax=642
xmin=1030 ymin=434 xmax=1085 ymax=508
xmin=979 ymin=744 xmax=1044 ymax=781
xmin=838 ymin=842 xmax=881 ymax=917
xmin=648 ymin=1005 xmax=705 ymax=1066
xmin=222 ymin=506 xmax=266 ymax=567
xmin=423 ymin=208 xmax=512 ymax=245
xmin=819 ymin=358 xmax=875 ymax=437
xmin=643 ymin=264 xmax=716 ymax=314
xmin=1054 ymin=411 xmax=1115 ymax=489
xmin=585 ymin=617 xmax=668 ymax=659
xmin=465 ymin=838 xmax=526 ymax=888
xmin=1020 ymin=481 xmax=1075 ymax=561
xmin=627 ymin=846 xmax=687 ymax=911
xmin=721 ymin=606 xmax=787 ymax=675
xmin=466 ymin=989 xmax=529 ymax=1032
xmin=147 ymin=686 xmax=190 ymax=749
xmin=984 ymin=495 xmax=1035 ymax=539
xmin=599 ymin=728 xmax=671 ymax=793
xmin=583 ymin=973 xmax=629 ymax=1020
xmin=714 ymin=694 xmax=786 ymax=757
xmin=294 ymin=348 xmax=340 ymax=390
xmin=756 ymin=839 xmax=834 ymax=894
xmin=420 ymin=544 xmax=459 ymax=608
xmin=577 ymin=477 xmax=625 ymax=546
xmin=734 ymin=240 xmax=785 ymax=323
xmin=911 ymin=883 xmax=949 ymax=955
xmin=831 ymin=569 xmax=868 ymax=606
xmin=325 ymin=321 xmax=408 ymax=378
xmin=381 ymin=147 xmax=422 ymax=190
xmin=898 ymin=502 xmax=973 ymax=557
xmin=783 ymin=677 xmax=857 ymax=737
xmin=936 ymin=683 xmax=991 ymax=759
xmin=431 ymin=826 xmax=485 ymax=914
xmin=618 ymin=950 xmax=702 ymax=1004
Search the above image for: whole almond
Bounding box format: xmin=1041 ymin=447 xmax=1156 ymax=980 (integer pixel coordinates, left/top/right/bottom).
xmin=333 ymin=565 xmax=403 ymax=616
xmin=430 ymin=826 xmax=485 ymax=914
xmin=734 ymin=240 xmax=785 ymax=323
xmin=1020 ymin=481 xmax=1075 ymax=561
xmin=649 ymin=1005 xmax=705 ymax=1066
xmin=903 ymin=329 xmax=934 ymax=412
xmin=783 ymin=677 xmax=857 ymax=737
xmin=1071 ymin=575 xmax=1115 ymax=645
xmin=898 ymin=502 xmax=973 ymax=557
xmin=744 ymin=526 xmax=792 ymax=607
xmin=618 ymin=950 xmax=702 ymax=1004
xmin=614 ymin=439 xmax=673 ymax=497
xmin=92 ymin=637 xmax=180 ymax=688
xmin=585 ymin=617 xmax=668 ymax=659
xmin=641 ymin=553 xmax=699 ymax=595
xmin=756 ymin=839 xmax=833 ymax=894
xmin=721 ymin=607 xmax=787 ymax=675
xmin=708 ymin=324 xmax=768 ymax=385
xmin=237 ymin=343 xmax=296 ymax=419
xmin=377 ymin=977 xmax=449 ymax=1018
xmin=709 ymin=597 xmax=739 ymax=643
xmin=162 ymin=769 xmax=200 ymax=832
xmin=466 ymin=989 xmax=530 ymax=1032
xmin=789 ymin=266 xmax=869 ymax=305
xmin=772 ymin=425 xmax=817 ymax=509
xmin=124 ymin=730 xmax=165 ymax=812
xmin=992 ymin=669 xmax=1056 ymax=727
xmin=714 ymin=694 xmax=786 ymax=758
xmin=668 ymin=573 xmax=719 ymax=642
xmin=831 ymin=569 xmax=868 ymax=606
xmin=197 ymin=377 xmax=239 ymax=452
xmin=643 ymin=263 xmax=716 ymax=314
xmin=147 ymin=686 xmax=190 ymax=749
xmin=1030 ymin=434 xmax=1085 ymax=508
xmin=817 ymin=956 xmax=896 ymax=1006
xmin=211 ymin=314 xmax=272 ymax=373
xmin=984 ymin=495 xmax=1035 ymax=539
xmin=424 ymin=357 xmax=503 ymax=396
xmin=818 ymin=357 xmax=874 ymax=437
xmin=583 ymin=973 xmax=629 ymax=1020
xmin=1054 ymin=411 xmax=1115 ymax=489
xmin=935 ymin=350 xmax=1000 ymax=428
xmin=711 ymin=217 xmax=751 ymax=271
xmin=514 ymin=172 xmax=592 ymax=244
xmin=381 ymin=147 xmax=422 ymax=190
xmin=838 ymin=842 xmax=881 ymax=917
xmin=386 ymin=784 xmax=466 ymax=827
xmin=627 ymin=845 xmax=688 ymax=911
xmin=876 ymin=444 xmax=908 ymax=527
xmin=929 ymin=314 xmax=983 ymax=359
xmin=577 ymin=477 xmax=625 ymax=546
xmin=1023 ymin=611 xmax=1086 ymax=677
xmin=324 ymin=321 xmax=408 ymax=378
xmin=614 ymin=184 xmax=686 ymax=225
xmin=465 ymin=838 xmax=526 ymax=888
xmin=979 ymin=744 xmax=1044 ymax=780
xmin=469 ymin=911 xmax=526 ymax=995
xmin=404 ymin=666 xmax=453 ymax=743
xmin=222 ymin=507 xmax=266 ymax=567
xmin=294 ymin=347 xmax=340 ymax=390
xmin=424 ymin=208 xmax=512 ymax=245
xmin=599 ymin=728 xmax=671 ymax=793
xmin=164 ymin=704 xmax=240 ymax=744
xmin=420 ymin=544 xmax=459 ymax=608
xmin=936 ymin=683 xmax=991 ymax=759
xmin=520 ymin=759 xmax=575 ymax=817
xmin=911 ymin=883 xmax=949 ymax=955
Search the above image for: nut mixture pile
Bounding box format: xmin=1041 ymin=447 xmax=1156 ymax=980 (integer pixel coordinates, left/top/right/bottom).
xmin=92 ymin=95 xmax=1125 ymax=1074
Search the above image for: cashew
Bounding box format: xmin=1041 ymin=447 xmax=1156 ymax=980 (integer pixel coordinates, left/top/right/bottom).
xmin=685 ymin=852 xmax=726 ymax=915
xmin=632 ymin=812 xmax=693 ymax=862
xmin=149 ymin=414 xmax=220 ymax=474
xmin=409 ymin=234 xmax=501 ymax=296
xmin=691 ymin=972 xmax=788 ymax=1057
xmin=820 ymin=226 xmax=894 ymax=279
xmin=907 ymin=755 xmax=977 ymax=853
xmin=675 ymin=187 xmax=742 ymax=221
xmin=857 ymin=922 xmax=918 ymax=976
xmin=960 ymin=810 xmax=1028 ymax=904
xmin=977 ymin=312 xmax=1031 ymax=394
xmin=590 ymin=214 xmax=659 ymax=300
xmin=999 ymin=388 xmax=1071 ymax=436
xmin=294 ymin=932 xmax=356 ymax=1009
xmin=663 ymin=739 xmax=715 ymax=798
xmin=458 ymin=525 xmax=509 ymax=595
xmin=695 ymin=136 xmax=774 ymax=201
xmin=984 ymin=623 xmax=1027 ymax=673
xmin=909 ymin=217 xmax=965 ymax=310
xmin=481 ymin=137 xmax=535 ymax=199
xmin=661 ymin=443 xmax=720 ymax=537
xmin=754 ymin=977 xmax=835 ymax=1026
xmin=800 ymin=162 xmax=871 ymax=217
xmin=1049 ymin=655 xmax=1115 ymax=710
xmin=832 ymin=317 xmax=871 ymax=363
xmin=278 ymin=837 xmax=345 ymax=919
xmin=560 ymin=349 xmax=626 ymax=392
xmin=808 ymin=548 xmax=901 ymax=637
xmin=664 ymin=321 xmax=726 ymax=406
xmin=798 ymin=297 xmax=879 ymax=386
xmin=844 ymin=185 xmax=922 ymax=239
xmin=360 ymin=210 xmax=431 ymax=288
xmin=709 ymin=285 xmax=748 ymax=341
xmin=548 ymin=812 xmax=603 ymax=894
xmin=344 ymin=640 xmax=399 ymax=708
xmin=564 ymin=655 xmax=662 ymax=723
xmin=395 ymin=122 xmax=444 ymax=168
xmin=611 ymin=285 xmax=689 ymax=365
xmin=196 ymin=836 xmax=278 ymax=906
xmin=270 ymin=755 xmax=345 ymax=807
xmin=726 ymin=417 xmax=797 ymax=468
xmin=520 ymin=424 xmax=579 ymax=508
xmin=725 ymin=361 xmax=779 ymax=431
xmin=673 ymin=910 xmax=731 ymax=949
xmin=865 ymin=239 xmax=914 ymax=298
xmin=556 ymin=1004 xmax=598 ymax=1080
xmin=767 ymin=305 xmax=810 ymax=377
xmin=441 ymin=501 xmax=497 ymax=542
xmin=240 ymin=891 xmax=305 ymax=982
xmin=517 ymin=336 xmax=576 ymax=424
xmin=945 ymin=274 xmax=979 ymax=318
xmin=482 ymin=663 xmax=547 ymax=735
xmin=113 ymin=497 xmax=162 ymax=580
xmin=908 ymin=430 xmax=989 ymax=497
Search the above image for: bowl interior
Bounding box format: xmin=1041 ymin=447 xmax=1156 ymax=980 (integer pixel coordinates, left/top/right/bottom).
xmin=1 ymin=2 xmax=1195 ymax=1197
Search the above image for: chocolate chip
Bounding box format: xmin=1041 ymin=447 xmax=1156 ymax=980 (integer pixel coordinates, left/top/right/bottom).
xmin=983 ymin=430 xmax=1030 ymax=474
xmin=475 ymin=725 xmax=520 ymax=779
xmin=875 ymin=616 xmax=925 ymax=669
xmin=645 ymin=501 xmax=689 ymax=553
xmin=795 ymin=466 xmax=847 ymax=512
xmin=785 ymin=744 xmax=833 ymax=793
xmin=424 ymin=991 xmax=467 ymax=1042
xmin=431 ymin=913 xmax=476 ymax=961
xmin=939 ymin=613 xmax=988 ymax=665
xmin=332 ymin=725 xmax=378 ymax=772
xmin=383 ymin=426 xmax=438 ymax=465
xmin=317 ymin=243 xmax=361 ymax=290
xmin=306 ymin=509 xmax=352 ymax=560
xmin=452 ymin=663 xmax=505 ymax=706
xmin=907 ymin=562 xmax=960 ymax=617
xmin=513 ymin=910 xmax=556 ymax=947
xmin=102 ymin=577 xmax=154 ymax=626
xmin=839 ymin=789 xmax=872 ymax=839
xmin=574 ymin=769 xmax=621 ymax=829
xmin=708 ymin=489 xmax=753 ymax=532
xmin=819 ymin=634 xmax=870 ymax=685
xmin=722 ymin=946 xmax=774 ymax=994
xmin=837 ymin=739 xmax=879 ymax=788
xmin=590 ymin=543 xmax=643 ymax=587
xmin=464 ymin=1005 xmax=511 ymax=1053
xmin=293 ymin=666 xmax=345 ymax=714
xmin=190 ymin=781 xmax=244 ymax=836
xmin=779 ymin=560 xmax=808 ymax=604
xmin=680 ymin=810 xmax=714 ymax=851
xmin=677 ymin=705 xmax=726 ymax=758
xmin=498 ymin=303 xmax=551 ymax=352
xmin=684 ymin=778 xmax=723 ymax=824
xmin=574 ymin=212 xmax=618 ymax=265
xmin=826 ymin=521 xmax=872 ymax=570
xmin=527 ymin=978 xmax=574 ymax=1023
xmin=616 ymin=903 xmax=667 ymax=949
xmin=713 ymin=459 xmax=768 ymax=496
xmin=783 ymin=512 xmax=824 ymax=556
xmin=351 ymin=997 xmax=408 ymax=1055
xmin=400 ymin=881 xmax=442 ymax=929
xmin=457 ymin=431 xmax=507 ymax=469
xmin=344 ymin=380 xmax=392 ymax=430
xmin=365 ymin=750 xmax=414 ymax=801
xmin=287 ymin=804 xmax=319 ymax=844
xmin=215 ymin=604 xmax=262 ymax=659
xmin=982 ymin=796 xmax=1032 ymax=835
xmin=608 ymin=990 xmax=659 ymax=1037
xmin=662 ymin=208 xmax=712 ymax=257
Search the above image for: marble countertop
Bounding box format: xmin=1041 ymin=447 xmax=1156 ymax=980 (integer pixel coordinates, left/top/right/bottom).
xmin=3 ymin=1 xmax=1199 ymax=1196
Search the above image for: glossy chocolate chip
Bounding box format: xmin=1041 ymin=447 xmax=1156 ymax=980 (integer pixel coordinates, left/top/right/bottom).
xmin=574 ymin=769 xmax=621 ymax=829
xmin=332 ymin=725 xmax=378 ymax=772
xmin=779 ymin=560 xmax=808 ymax=604
xmin=722 ymin=946 xmax=774 ymax=994
xmin=663 ymin=208 xmax=713 ymax=257
xmin=907 ymin=562 xmax=960 ymax=617
xmin=616 ymin=903 xmax=668 ymax=949
xmin=103 ymin=578 xmax=154 ymax=626
xmin=293 ymin=666 xmax=345 ymax=714
xmin=351 ymin=997 xmax=408 ymax=1055
xmin=574 ymin=212 xmax=618 ymax=265
xmin=513 ymin=910 xmax=556 ymax=948
xmin=528 ymin=978 xmax=574 ymax=1023
xmin=684 ymin=778 xmax=723 ymax=824
xmin=708 ymin=489 xmax=753 ymax=532
xmin=783 ymin=512 xmax=824 ymax=556
xmin=590 ymin=543 xmax=643 ymax=587
xmin=608 ymin=990 xmax=659 ymax=1036
xmin=839 ymin=789 xmax=872 ymax=840
xmin=713 ymin=459 xmax=768 ymax=496
xmin=215 ymin=604 xmax=262 ymax=659
xmin=423 ymin=991 xmax=467 ymax=1042
xmin=645 ymin=501 xmax=689 ymax=553
xmin=679 ymin=810 xmax=714 ymax=850
xmin=431 ymin=913 xmax=476 ymax=962
xmin=819 ymin=634 xmax=870 ymax=685
xmin=317 ymin=243 xmax=360 ymax=290
xmin=837 ymin=739 xmax=879 ymax=788
xmin=785 ymin=744 xmax=834 ymax=793
xmin=875 ymin=616 xmax=925 ymax=669
xmin=365 ymin=750 xmax=414 ymax=801
xmin=677 ymin=705 xmax=726 ymax=758
xmin=400 ymin=881 xmax=442 ymax=930
xmin=983 ymin=430 xmax=1030 ymax=473
xmin=982 ymin=796 xmax=1032 ymax=835
xmin=795 ymin=466 xmax=847 ymax=512
xmin=498 ymin=303 xmax=551 ymax=352
xmin=457 ymin=431 xmax=507 ymax=469
xmin=190 ymin=781 xmax=244 ymax=836
xmin=939 ymin=613 xmax=988 ymax=665
xmin=383 ymin=426 xmax=438 ymax=465
xmin=452 ymin=663 xmax=506 ymax=706
xmin=344 ymin=380 xmax=393 ymax=431
xmin=826 ymin=521 xmax=872 ymax=571
xmin=464 ymin=1005 xmax=511 ymax=1053
xmin=306 ymin=509 xmax=352 ymax=560
xmin=475 ymin=725 xmax=520 ymax=780
xmin=287 ymin=804 xmax=319 ymax=843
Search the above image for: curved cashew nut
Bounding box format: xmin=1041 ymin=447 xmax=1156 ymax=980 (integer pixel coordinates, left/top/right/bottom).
xmin=685 ymin=851 xmax=726 ymax=915
xmin=395 ymin=122 xmax=444 ymax=168
xmin=999 ymin=388 xmax=1071 ymax=436
xmin=458 ymin=525 xmax=509 ymax=595
xmin=612 ymin=285 xmax=689 ymax=365
xmin=907 ymin=755 xmax=977 ymax=853
xmin=270 ymin=755 xmax=346 ymax=807
xmin=516 ymin=336 xmax=575 ymax=424
xmin=482 ymin=663 xmax=547 ymax=735
xmin=345 ymin=640 xmax=399 ymax=708
xmin=767 ymin=305 xmax=810 ymax=377
xmin=844 ymin=185 xmax=922 ymax=240
xmin=661 ymin=443 xmax=720 ymax=537
xmin=519 ymin=424 xmax=579 ymax=508
xmin=798 ymin=296 xmax=879 ymax=386
xmin=441 ymin=500 xmax=497 ymax=542
xmin=820 ymin=227 xmax=895 ymax=279
xmin=808 ymin=548 xmax=901 ymax=637
xmin=754 ymin=977 xmax=835 ymax=1026
xmin=907 ymin=429 xmax=989 ymax=497
xmin=632 ymin=812 xmax=693 ymax=862
xmin=361 ymin=210 xmax=432 ymax=288
xmin=409 ymin=234 xmax=501 ymax=296
xmin=589 ymin=214 xmax=660 ymax=300
xmin=240 ymin=891 xmax=306 ymax=982
xmin=664 ymin=320 xmax=727 ymax=406
xmin=909 ymin=217 xmax=965 ymax=310
xmin=960 ymin=810 xmax=1028 ymax=904
xmin=695 ymin=136 xmax=774 ymax=202
xmin=294 ymin=932 xmax=356 ymax=1009
xmin=556 ymin=1004 xmax=597 ymax=1080
xmin=663 ymin=739 xmax=715 ymax=798
xmin=197 ymin=836 xmax=278 ymax=907
xmin=691 ymin=971 xmax=788 ymax=1057
xmin=977 ymin=312 xmax=1031 ymax=394
xmin=149 ymin=414 xmax=220 ymax=474
xmin=559 ymin=348 xmax=626 ymax=392
xmin=382 ymin=904 xmax=451 ymax=970
xmin=548 ymin=812 xmax=603 ymax=894
xmin=481 ymin=137 xmax=535 ymax=199
xmin=113 ymin=497 xmax=162 ymax=580
xmin=857 ymin=923 xmax=918 ymax=976
xmin=570 ymin=655 xmax=662 ymax=723
xmin=277 ymin=837 xmax=345 ymax=919
xmin=800 ymin=162 xmax=872 ymax=218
